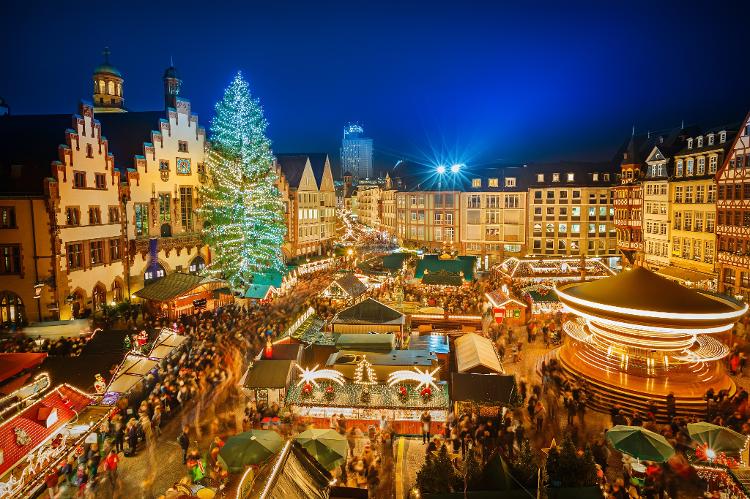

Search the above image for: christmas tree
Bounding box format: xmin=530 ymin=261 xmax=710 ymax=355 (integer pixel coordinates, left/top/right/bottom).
xmin=354 ymin=357 xmax=377 ymax=385
xmin=200 ymin=72 xmax=286 ymax=289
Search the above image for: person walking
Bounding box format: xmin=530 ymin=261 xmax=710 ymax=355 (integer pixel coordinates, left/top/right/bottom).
xmin=178 ymin=425 xmax=190 ymax=464
xmin=420 ymin=410 xmax=432 ymax=444
xmin=113 ymin=422 xmax=124 ymax=454
xmin=534 ymin=400 xmax=545 ymax=432
xmin=104 ymin=449 xmax=119 ymax=487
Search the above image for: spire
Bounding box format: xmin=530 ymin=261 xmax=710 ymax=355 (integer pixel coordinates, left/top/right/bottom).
xmin=170 ymin=55 xmax=174 ymax=67
xmin=103 ymin=46 xmax=111 ymax=64
xmin=632 ymin=125 xmax=635 ymax=137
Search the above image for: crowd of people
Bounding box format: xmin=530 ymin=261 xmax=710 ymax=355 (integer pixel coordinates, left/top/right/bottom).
xmin=0 ymin=333 xmax=93 ymax=356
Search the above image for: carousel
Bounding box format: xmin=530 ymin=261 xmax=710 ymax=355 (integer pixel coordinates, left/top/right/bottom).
xmin=555 ymin=267 xmax=748 ymax=418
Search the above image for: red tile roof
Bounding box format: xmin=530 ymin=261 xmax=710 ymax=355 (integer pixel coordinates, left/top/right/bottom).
xmin=0 ymin=385 xmax=91 ymax=477
xmin=0 ymin=353 xmax=47 ymax=385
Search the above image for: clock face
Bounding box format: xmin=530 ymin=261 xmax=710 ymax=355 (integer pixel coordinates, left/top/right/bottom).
xmin=177 ymin=157 xmax=191 ymax=175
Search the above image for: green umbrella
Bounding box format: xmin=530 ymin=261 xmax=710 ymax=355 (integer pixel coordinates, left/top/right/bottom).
xmin=294 ymin=428 xmax=348 ymax=470
xmin=218 ymin=430 xmax=283 ymax=472
xmin=688 ymin=422 xmax=748 ymax=453
xmin=606 ymin=425 xmax=675 ymax=462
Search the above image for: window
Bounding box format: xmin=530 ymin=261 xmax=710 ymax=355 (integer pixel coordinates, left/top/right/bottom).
xmin=486 ymin=210 xmax=500 ymax=224
xmin=159 ymin=194 xmax=171 ymax=222
xmin=552 ymin=173 xmax=560 ymax=182
xmin=559 ymin=207 xmax=568 ymax=217
xmin=95 ymin=173 xmax=106 ymax=189
xmin=708 ymin=134 xmax=714 ymax=146
xmin=533 ymin=223 xmax=542 ymax=234
xmin=704 ymin=242 xmax=714 ymax=263
xmin=709 ymin=156 xmax=718 ymax=174
xmin=572 ymin=190 xmax=581 ymax=199
xmin=89 ymin=240 xmax=104 ymax=265
xmin=159 ymin=159 xmax=170 ymax=171
xmin=686 ymin=158 xmax=694 ymax=176
xmin=676 ymin=160 xmax=683 ymax=177
xmin=588 ymin=207 xmax=596 ymax=217
xmin=108 ymin=206 xmax=120 ymax=223
xmin=180 ymin=187 xmax=194 ymax=230
xmin=176 ymin=158 xmax=191 ymax=175
xmin=571 ymin=207 xmax=581 ymax=218
xmin=109 ymin=238 xmax=121 ymax=262
xmin=674 ymin=186 xmax=683 ymax=203
xmin=696 ymin=185 xmax=705 ymax=203
xmin=720 ymin=131 xmax=726 ymax=143
xmin=445 ymin=213 xmax=453 ymax=225
xmin=467 ymin=195 xmax=481 ymax=208
xmin=66 ymin=207 xmax=80 ymax=226
xmin=0 ymin=245 xmax=21 ymax=274
xmin=674 ymin=212 xmax=682 ymax=230
xmin=588 ymin=223 xmax=596 ymax=235
xmin=592 ymin=173 xmax=599 ymax=181
xmin=697 ymin=157 xmax=705 ymax=175
xmin=0 ymin=207 xmax=16 ymax=228
xmin=697 ymin=136 xmax=703 ymax=148
xmin=706 ymin=212 xmax=715 ymax=232
xmin=536 ymin=173 xmax=544 ymax=182
xmin=533 ymin=239 xmax=542 ymax=250
xmin=682 ymin=239 xmax=690 ymax=258
xmin=685 ymin=185 xmax=693 ymax=203
xmin=504 ymin=194 xmax=519 ymax=208
xmin=546 ymin=207 xmax=554 ymax=217
xmin=684 ymin=211 xmax=692 ymax=231
xmin=86 ymin=144 xmax=94 ymax=158
xmin=189 ymin=256 xmax=206 ymax=274
xmin=599 ymin=224 xmax=606 ymax=234
xmin=558 ymin=223 xmax=567 ymax=234
xmin=73 ymin=171 xmax=86 ymax=188
xmin=694 ymin=212 xmax=704 ymax=232
xmin=471 ymin=178 xmax=481 ymax=188
xmin=134 ymin=203 xmax=149 ymax=237
xmin=546 ymin=239 xmax=554 ymax=250
xmin=504 ymin=177 xmax=516 ymax=188
xmin=88 ymin=206 xmax=101 ymax=225
xmin=433 ymin=212 xmax=442 ymax=224
xmin=467 ymin=210 xmax=481 ymax=225
xmin=546 ymin=223 xmax=554 ymax=233
xmin=178 ymin=140 xmax=189 ymax=153
xmin=67 ymin=243 xmax=83 ymax=270
xmin=546 ymin=191 xmax=555 ymax=200
xmin=566 ymin=173 xmax=575 ymax=182
xmin=687 ymin=138 xmax=693 ymax=149
xmin=488 ymin=178 xmax=499 ymax=188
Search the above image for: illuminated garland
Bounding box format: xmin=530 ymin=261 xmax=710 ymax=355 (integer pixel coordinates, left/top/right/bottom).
xmin=296 ymin=364 xmax=345 ymax=387
xmin=198 ymin=72 xmax=286 ymax=289
xmin=387 ymin=366 xmax=440 ymax=390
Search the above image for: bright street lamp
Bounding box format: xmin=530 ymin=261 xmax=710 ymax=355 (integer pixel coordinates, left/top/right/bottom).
xmin=436 ymin=165 xmax=446 ymax=175
xmin=450 ymin=163 xmax=463 ymax=174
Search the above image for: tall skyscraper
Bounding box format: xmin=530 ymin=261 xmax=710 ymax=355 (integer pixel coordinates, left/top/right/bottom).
xmin=340 ymin=123 xmax=373 ymax=180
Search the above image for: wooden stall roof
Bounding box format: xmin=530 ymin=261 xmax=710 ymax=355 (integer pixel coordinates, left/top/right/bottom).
xmin=454 ymin=333 xmax=503 ymax=374
xmin=244 ymin=360 xmax=295 ymax=389
xmin=332 ymin=298 xmax=404 ymax=325
xmin=134 ymin=273 xmax=225 ymax=302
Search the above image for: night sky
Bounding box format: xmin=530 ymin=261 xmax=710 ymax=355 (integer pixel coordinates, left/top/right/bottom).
xmin=3 ymin=0 xmax=750 ymax=174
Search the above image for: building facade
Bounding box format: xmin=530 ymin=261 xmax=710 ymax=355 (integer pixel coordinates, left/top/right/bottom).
xmin=459 ymin=167 xmax=527 ymax=268
xmin=275 ymin=154 xmax=336 ymax=259
xmin=668 ymin=128 xmax=733 ymax=288
xmin=527 ymin=163 xmax=618 ymax=259
xmin=717 ymin=115 xmax=750 ymax=299
xmin=614 ymin=136 xmax=647 ymax=266
xmin=340 ymin=124 xmax=373 ymax=180
xmin=396 ymin=190 xmax=461 ymax=251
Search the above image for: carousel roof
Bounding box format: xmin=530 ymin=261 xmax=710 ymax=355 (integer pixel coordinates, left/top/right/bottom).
xmin=557 ymin=267 xmax=747 ymax=325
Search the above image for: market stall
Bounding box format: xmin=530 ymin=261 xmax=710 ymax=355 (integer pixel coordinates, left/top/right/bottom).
xmin=102 ymin=354 xmax=159 ymax=405
xmin=451 ymin=372 xmax=516 ymax=417
xmin=321 ymin=274 xmax=368 ymax=302
xmin=242 ymin=360 xmax=296 ymax=406
xmin=331 ymin=298 xmax=405 ymax=335
xmin=454 ymin=333 xmax=504 ymax=374
xmin=485 ymin=289 xmax=527 ymax=327
xmin=134 ymin=273 xmax=230 ymax=319
xmin=147 ymin=327 xmax=188 ymax=361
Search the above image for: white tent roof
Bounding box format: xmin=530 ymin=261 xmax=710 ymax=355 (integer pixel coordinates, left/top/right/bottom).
xmin=106 ymin=354 xmax=159 ymax=394
xmin=148 ymin=327 xmax=188 ymax=360
xmin=454 ymin=333 xmax=503 ymax=374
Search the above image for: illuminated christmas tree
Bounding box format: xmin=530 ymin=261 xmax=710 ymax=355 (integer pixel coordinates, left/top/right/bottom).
xmin=354 ymin=356 xmax=377 ymax=385
xmin=200 ymin=72 xmax=286 ymax=289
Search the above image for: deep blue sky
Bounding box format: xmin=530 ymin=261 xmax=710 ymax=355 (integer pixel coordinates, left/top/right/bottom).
xmin=3 ymin=0 xmax=749 ymax=174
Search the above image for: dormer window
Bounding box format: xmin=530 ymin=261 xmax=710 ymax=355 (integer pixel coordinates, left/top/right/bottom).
xmin=566 ymin=173 xmax=575 ymax=182
xmin=592 ymin=173 xmax=599 ymax=181
xmin=687 ymin=138 xmax=693 ymax=149
xmin=504 ymin=177 xmax=516 ymax=188
xmin=603 ymin=173 xmax=610 ymax=182
xmin=488 ymin=178 xmax=499 ymax=188
xmin=720 ymin=131 xmax=726 ymax=143
xmin=536 ymin=173 xmax=544 ymax=182
xmin=471 ymin=178 xmax=481 ymax=188
xmin=707 ymin=134 xmax=714 ymax=146
xmin=552 ymin=173 xmax=560 ymax=182
xmin=697 ymin=136 xmax=703 ymax=148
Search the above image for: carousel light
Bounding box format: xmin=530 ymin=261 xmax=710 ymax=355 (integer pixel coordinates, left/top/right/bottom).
xmin=706 ymin=448 xmax=717 ymax=461
xmin=387 ymin=366 xmax=441 ymax=390
xmin=296 ymin=364 xmax=345 ymax=387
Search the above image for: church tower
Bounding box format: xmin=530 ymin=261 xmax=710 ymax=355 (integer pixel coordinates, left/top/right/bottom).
xmin=163 ymin=63 xmax=181 ymax=110
xmin=93 ymin=47 xmax=126 ymax=113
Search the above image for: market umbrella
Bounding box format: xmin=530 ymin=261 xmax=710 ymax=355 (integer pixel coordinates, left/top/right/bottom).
xmin=294 ymin=428 xmax=348 ymax=470
xmin=606 ymin=425 xmax=675 ymax=462
xmin=687 ymin=422 xmax=748 ymax=453
xmin=217 ymin=430 xmax=283 ymax=472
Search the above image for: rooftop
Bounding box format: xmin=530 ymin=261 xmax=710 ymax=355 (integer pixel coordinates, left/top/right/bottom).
xmin=332 ymin=298 xmax=405 ymax=325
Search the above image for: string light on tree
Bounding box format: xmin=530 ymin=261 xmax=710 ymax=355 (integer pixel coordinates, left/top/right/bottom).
xmin=199 ymin=71 xmax=286 ymax=289
xmin=354 ymin=356 xmax=377 ymax=385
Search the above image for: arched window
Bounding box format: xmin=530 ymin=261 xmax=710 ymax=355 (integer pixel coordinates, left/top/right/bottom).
xmin=117 ymin=83 xmax=122 ymax=96
xmin=144 ymin=263 xmax=166 ymax=284
xmin=189 ymin=256 xmax=206 ymax=274
xmin=98 ymin=80 xmax=105 ymax=94
xmin=107 ymin=81 xmax=115 ymax=95
xmin=160 ymin=223 xmax=172 ymax=237
xmin=112 ymin=280 xmax=123 ymax=302
xmin=0 ymin=292 xmax=25 ymax=325
xmin=92 ymin=284 xmax=107 ymax=311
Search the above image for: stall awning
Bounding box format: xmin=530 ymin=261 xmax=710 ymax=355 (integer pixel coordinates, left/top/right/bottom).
xmin=335 ymin=334 xmax=395 ymax=352
xmin=106 ymin=354 xmax=158 ymax=394
xmin=249 ymin=441 xmax=332 ymax=499
xmin=451 ymin=373 xmax=515 ymax=405
xmin=454 ymin=333 xmax=504 ymax=374
xmin=244 ymin=360 xmax=294 ymax=389
xmin=0 ymin=353 xmax=47 ymax=385
xmin=134 ymin=273 xmax=225 ymax=302
xmin=656 ymin=265 xmax=715 ymax=284
xmin=328 ymin=274 xmax=368 ymax=299
xmin=147 ymin=328 xmax=187 ymax=360
xmin=245 ymin=283 xmax=275 ymax=300
xmin=332 ymin=298 xmax=405 ymax=325
xmin=0 ymin=384 xmax=91 ymax=477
